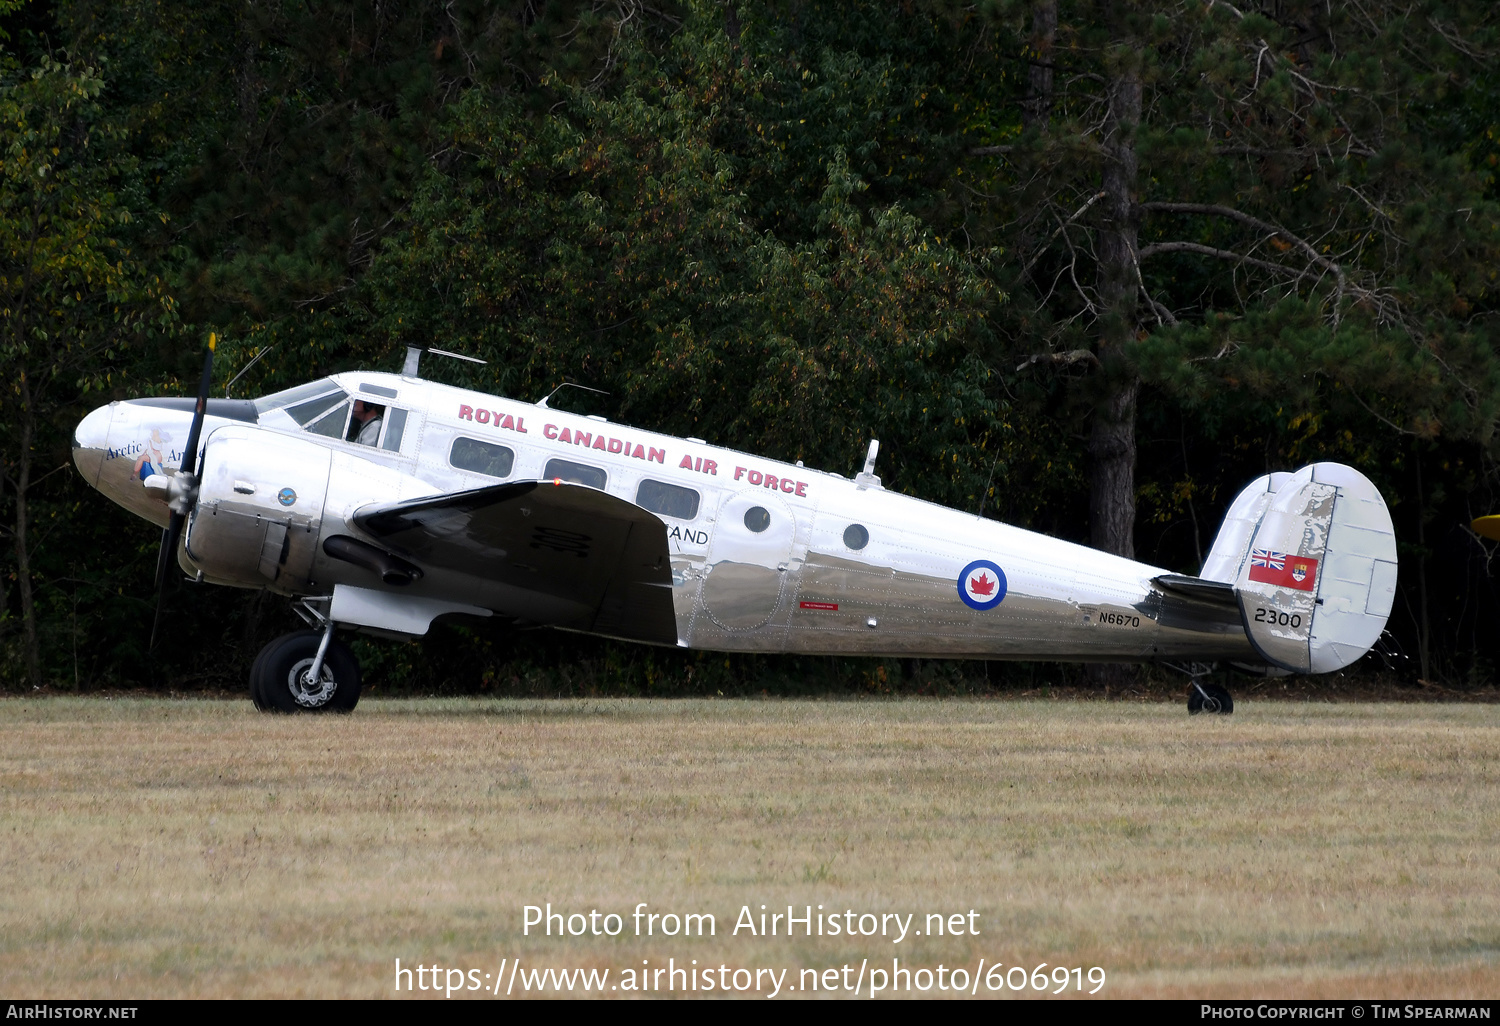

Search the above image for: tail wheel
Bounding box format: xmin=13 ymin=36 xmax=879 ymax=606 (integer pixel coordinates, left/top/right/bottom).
xmin=1188 ymin=681 xmax=1234 ymax=715
xmin=253 ymin=629 xmax=361 ymax=713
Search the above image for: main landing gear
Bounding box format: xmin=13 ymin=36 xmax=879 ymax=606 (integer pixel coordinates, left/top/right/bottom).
xmin=250 ymin=598 xmax=361 ymax=713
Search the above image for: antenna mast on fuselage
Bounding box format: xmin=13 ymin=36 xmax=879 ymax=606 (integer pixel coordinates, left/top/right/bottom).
xmin=402 ymin=345 xmax=488 ymax=380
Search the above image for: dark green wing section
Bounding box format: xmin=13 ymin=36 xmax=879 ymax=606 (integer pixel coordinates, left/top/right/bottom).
xmin=354 ymin=480 xmax=677 ymax=644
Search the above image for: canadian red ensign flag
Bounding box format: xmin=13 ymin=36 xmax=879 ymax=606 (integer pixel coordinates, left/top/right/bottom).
xmin=1247 ymin=549 xmax=1318 ymax=592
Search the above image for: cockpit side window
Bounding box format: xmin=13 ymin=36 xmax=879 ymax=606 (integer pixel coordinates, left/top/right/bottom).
xmin=284 ymin=390 xmax=350 ymax=428
xmin=304 ymin=401 xmax=351 ymax=438
xmin=381 ymin=408 xmax=409 ymax=452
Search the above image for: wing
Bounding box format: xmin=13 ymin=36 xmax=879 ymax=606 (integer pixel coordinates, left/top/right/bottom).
xmin=353 ymin=480 xmax=677 ymax=644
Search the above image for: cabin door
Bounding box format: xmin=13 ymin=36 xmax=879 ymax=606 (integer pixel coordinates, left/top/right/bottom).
xmin=701 ymin=489 xmax=796 ymax=630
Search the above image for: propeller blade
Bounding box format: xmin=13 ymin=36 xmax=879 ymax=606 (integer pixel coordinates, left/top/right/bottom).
xmin=150 ymin=514 xmax=185 ymax=651
xmin=149 ymin=335 xmax=216 ymax=652
xmin=179 ymin=334 xmax=217 ymax=478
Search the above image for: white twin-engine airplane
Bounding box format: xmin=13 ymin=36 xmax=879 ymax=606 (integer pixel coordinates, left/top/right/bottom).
xmin=71 ymin=344 xmax=1398 ymax=714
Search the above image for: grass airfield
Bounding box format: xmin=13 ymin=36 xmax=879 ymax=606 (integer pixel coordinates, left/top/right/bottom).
xmin=0 ymin=696 xmax=1497 ymax=999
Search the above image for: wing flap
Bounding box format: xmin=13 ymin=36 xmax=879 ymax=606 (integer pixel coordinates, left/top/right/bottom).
xmin=353 ymin=481 xmax=677 ymax=644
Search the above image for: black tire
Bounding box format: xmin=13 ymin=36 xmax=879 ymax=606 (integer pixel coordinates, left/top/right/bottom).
xmin=258 ymin=629 xmax=361 ymax=713
xmin=248 ymin=633 xmax=284 ymax=711
xmin=1187 ymin=682 xmax=1234 ymax=715
xmin=249 ymin=642 xmax=273 ymax=711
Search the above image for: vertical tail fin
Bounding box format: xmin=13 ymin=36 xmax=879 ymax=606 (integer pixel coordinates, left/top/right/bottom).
xmin=1203 ymin=463 xmax=1397 ymax=674
xmin=1199 ymin=471 xmax=1293 ymax=584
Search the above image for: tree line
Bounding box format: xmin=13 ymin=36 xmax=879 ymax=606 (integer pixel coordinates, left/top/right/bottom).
xmin=3 ymin=0 xmax=1499 ymax=693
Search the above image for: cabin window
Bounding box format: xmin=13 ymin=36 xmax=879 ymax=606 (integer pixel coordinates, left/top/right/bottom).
xmin=450 ymin=436 xmax=515 ymax=478
xmin=543 ymin=458 xmax=607 ymax=490
xmin=843 ymin=524 xmax=869 ymax=550
xmin=382 ymin=408 xmax=409 ymax=452
xmin=636 ymin=479 xmax=700 ymax=520
xmin=744 ymin=506 xmax=771 ymax=533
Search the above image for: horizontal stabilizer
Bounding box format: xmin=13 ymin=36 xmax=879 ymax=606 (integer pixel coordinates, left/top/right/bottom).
xmin=1152 ymin=574 xmax=1238 ymax=608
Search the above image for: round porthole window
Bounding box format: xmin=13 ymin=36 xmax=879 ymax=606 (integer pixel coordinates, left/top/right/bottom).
xmin=843 ymin=524 xmax=869 ymax=550
xmin=744 ymin=506 xmax=771 ymax=533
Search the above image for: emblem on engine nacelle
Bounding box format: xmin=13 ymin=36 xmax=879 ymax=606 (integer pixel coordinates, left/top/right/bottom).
xmin=278 ymin=487 xmax=297 ymax=507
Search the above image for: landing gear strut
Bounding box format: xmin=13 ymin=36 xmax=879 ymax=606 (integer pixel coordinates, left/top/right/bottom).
xmin=250 ymin=598 xmax=362 ymax=713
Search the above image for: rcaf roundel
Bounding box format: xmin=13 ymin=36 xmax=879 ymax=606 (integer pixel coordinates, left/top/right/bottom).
xmin=958 ymin=559 xmax=1008 ymax=611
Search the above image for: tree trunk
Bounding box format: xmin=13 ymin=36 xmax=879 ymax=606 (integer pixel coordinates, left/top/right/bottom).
xmin=1088 ymin=39 xmax=1142 ymax=692
xmin=1089 ymin=47 xmax=1142 ymax=560
xmin=1022 ymin=1 xmax=1057 ymax=130
xmin=12 ymin=382 xmax=40 ymax=688
xmin=1089 ymin=374 xmax=1138 ymax=558
xmin=0 ymin=526 xmax=9 ymax=650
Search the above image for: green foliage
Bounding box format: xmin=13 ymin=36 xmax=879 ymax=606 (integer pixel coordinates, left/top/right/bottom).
xmin=286 ymin=24 xmax=1011 ymax=507
xmin=0 ymin=51 xmax=180 ymax=685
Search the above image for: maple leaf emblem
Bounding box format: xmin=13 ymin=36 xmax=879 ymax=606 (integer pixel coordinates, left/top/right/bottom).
xmin=969 ymin=572 xmax=996 ymax=597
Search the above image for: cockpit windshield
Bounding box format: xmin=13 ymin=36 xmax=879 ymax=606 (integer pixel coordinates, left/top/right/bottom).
xmin=253 ymin=379 xmax=346 ymax=417
xmin=254 ymin=379 xmax=354 ymax=437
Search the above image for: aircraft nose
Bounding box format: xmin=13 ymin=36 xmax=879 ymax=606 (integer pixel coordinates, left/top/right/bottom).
xmin=72 ymin=403 xmax=114 ymax=487
xmin=75 ymin=404 xmax=112 ymax=451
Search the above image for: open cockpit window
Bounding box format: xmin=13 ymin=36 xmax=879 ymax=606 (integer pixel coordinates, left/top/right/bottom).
xmin=347 ymin=400 xmax=385 ymax=445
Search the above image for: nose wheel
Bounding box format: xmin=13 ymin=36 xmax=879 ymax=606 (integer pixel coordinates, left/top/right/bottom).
xmin=250 ymin=628 xmax=361 ymax=713
xmin=1187 ymin=679 xmax=1233 ymax=715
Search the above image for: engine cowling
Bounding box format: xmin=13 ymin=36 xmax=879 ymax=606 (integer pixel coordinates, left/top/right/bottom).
xmin=184 ymin=427 xmax=333 ymax=591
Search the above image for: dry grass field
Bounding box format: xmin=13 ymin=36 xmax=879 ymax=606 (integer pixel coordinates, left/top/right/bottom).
xmin=0 ymin=696 xmax=1497 ymax=999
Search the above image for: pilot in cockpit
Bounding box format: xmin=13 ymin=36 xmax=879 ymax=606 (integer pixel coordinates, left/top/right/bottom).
xmin=350 ymin=400 xmax=384 ymax=446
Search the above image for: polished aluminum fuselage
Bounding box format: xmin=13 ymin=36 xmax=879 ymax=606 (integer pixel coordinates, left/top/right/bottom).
xmin=73 ymin=371 xmax=1254 ymax=662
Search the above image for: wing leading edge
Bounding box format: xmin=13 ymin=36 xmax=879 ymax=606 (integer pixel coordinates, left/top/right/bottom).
xmin=353 ymin=480 xmax=678 ymax=645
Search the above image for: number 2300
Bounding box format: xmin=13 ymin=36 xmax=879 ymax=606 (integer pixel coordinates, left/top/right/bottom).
xmin=1254 ymin=607 xmax=1302 ymax=629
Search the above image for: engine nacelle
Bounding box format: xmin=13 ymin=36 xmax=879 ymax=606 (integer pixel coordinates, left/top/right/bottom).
xmin=184 ymin=427 xmax=333 ymax=591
